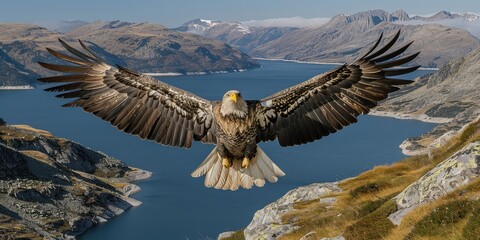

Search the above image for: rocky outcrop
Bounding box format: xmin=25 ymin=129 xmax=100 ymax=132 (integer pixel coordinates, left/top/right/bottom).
xmin=389 ymin=141 xmax=480 ymax=225
xmin=243 ymin=182 xmax=341 ymax=240
xmin=0 ymin=121 xmax=151 ymax=239
xmin=218 ymin=231 xmax=236 ymax=240
xmin=0 ymin=49 xmax=38 ymax=87
xmin=377 ymin=46 xmax=480 ymax=117
xmin=376 ymin=45 xmax=480 ymax=155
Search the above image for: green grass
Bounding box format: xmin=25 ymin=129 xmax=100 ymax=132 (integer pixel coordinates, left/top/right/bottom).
xmin=463 ymin=203 xmax=480 ymax=240
xmin=406 ymin=200 xmax=474 ymax=239
xmin=343 ymin=199 xmax=397 ymax=240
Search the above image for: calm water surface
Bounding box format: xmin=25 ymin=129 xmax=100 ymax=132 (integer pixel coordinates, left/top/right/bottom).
xmin=0 ymin=60 xmax=436 ymax=239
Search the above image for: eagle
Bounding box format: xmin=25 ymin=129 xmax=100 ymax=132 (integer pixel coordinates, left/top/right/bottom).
xmin=38 ymin=30 xmax=419 ymax=191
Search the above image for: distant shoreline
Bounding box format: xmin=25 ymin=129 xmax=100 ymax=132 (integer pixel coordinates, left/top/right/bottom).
xmin=254 ymin=57 xmax=344 ymax=66
xmin=369 ymin=110 xmax=452 ymax=124
xmin=0 ymin=85 xmax=34 ymax=90
xmin=144 ymin=69 xmax=248 ymax=77
xmin=254 ymin=57 xmax=439 ymax=70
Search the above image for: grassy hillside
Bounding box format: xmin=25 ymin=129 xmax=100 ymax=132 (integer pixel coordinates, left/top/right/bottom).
xmin=225 ymin=118 xmax=480 ymax=240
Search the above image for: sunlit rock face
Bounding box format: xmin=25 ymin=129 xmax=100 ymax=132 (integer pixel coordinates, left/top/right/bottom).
xmin=389 ymin=141 xmax=480 ymax=225
xmin=0 ymin=123 xmax=151 ymax=238
xmin=243 ymin=182 xmax=341 ymax=240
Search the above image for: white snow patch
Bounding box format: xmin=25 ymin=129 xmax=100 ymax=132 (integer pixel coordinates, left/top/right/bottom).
xmin=236 ymin=24 xmax=250 ymax=34
xmin=200 ymin=19 xmax=213 ymax=25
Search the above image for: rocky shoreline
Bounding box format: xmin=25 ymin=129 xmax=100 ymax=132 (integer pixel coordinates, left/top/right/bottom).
xmin=0 ymin=85 xmax=34 ymax=90
xmin=368 ymin=110 xmax=451 ymax=124
xmin=0 ymin=119 xmax=151 ymax=239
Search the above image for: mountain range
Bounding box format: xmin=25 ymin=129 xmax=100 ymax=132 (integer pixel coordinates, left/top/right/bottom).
xmin=1 ymin=9 xmax=480 ymax=87
xmin=177 ymin=10 xmax=480 ymax=68
xmin=0 ymin=21 xmax=259 ymax=87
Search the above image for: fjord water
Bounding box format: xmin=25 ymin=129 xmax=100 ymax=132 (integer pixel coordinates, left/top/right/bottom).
xmin=0 ymin=60 xmax=435 ymax=239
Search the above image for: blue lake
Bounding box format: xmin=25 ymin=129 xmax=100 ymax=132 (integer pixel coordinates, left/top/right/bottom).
xmin=0 ymin=60 xmax=436 ymax=239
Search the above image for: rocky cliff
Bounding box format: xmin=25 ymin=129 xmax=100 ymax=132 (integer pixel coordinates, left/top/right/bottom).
xmin=0 ymin=119 xmax=151 ymax=239
xmin=0 ymin=49 xmax=38 ymax=87
xmin=373 ymin=45 xmax=480 ymax=155
xmin=219 ymin=116 xmax=480 ymax=240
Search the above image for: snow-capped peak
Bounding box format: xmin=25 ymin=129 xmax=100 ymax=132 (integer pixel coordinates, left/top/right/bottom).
xmin=199 ymin=19 xmax=214 ymax=25
xmin=462 ymin=13 xmax=480 ymax=22
xmin=177 ymin=19 xmax=250 ymax=36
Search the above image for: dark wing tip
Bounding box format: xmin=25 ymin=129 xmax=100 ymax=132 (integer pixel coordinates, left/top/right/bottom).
xmin=116 ymin=64 xmax=140 ymax=76
xmin=37 ymin=77 xmax=49 ymax=83
xmin=58 ymin=38 xmax=67 ymax=44
xmin=384 ymin=65 xmax=421 ymax=76
xmin=37 ymin=61 xmax=49 ymax=68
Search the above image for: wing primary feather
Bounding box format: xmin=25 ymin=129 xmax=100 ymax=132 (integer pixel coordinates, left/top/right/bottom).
xmin=62 ymin=99 xmax=85 ymax=107
xmin=45 ymin=82 xmax=83 ymax=92
xmin=372 ymin=41 xmax=414 ymax=63
xmin=384 ymin=66 xmax=421 ymax=76
xmin=38 ymin=62 xmax=92 ymax=73
xmin=57 ymin=38 xmax=98 ymax=62
xmin=357 ymin=32 xmax=384 ymax=60
xmin=377 ymin=78 xmax=413 ymax=85
xmin=45 ymin=48 xmax=91 ymax=66
xmin=78 ymin=39 xmax=105 ymax=62
xmin=364 ymin=30 xmax=401 ymax=61
xmin=376 ymin=52 xmax=420 ymax=69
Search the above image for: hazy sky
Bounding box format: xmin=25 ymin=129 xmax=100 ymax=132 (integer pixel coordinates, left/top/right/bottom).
xmin=1 ymin=0 xmax=479 ymax=27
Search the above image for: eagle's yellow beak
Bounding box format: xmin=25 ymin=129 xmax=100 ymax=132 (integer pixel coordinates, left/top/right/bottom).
xmin=229 ymin=93 xmax=237 ymax=103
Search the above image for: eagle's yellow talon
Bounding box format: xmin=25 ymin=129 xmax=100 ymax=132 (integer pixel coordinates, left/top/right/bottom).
xmin=242 ymin=157 xmax=250 ymax=168
xmin=222 ymin=158 xmax=232 ymax=168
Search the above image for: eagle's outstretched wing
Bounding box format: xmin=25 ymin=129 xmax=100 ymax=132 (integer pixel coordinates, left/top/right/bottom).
xmin=39 ymin=39 xmax=216 ymax=148
xmin=255 ymin=30 xmax=420 ymax=146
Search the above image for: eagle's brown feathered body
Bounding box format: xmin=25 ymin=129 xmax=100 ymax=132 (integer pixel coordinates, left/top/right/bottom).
xmin=38 ymin=30 xmax=420 ymax=190
xmin=213 ymin=102 xmax=258 ymax=160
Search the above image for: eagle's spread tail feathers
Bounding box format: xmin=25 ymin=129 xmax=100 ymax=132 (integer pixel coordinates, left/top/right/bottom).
xmin=191 ymin=147 xmax=285 ymax=190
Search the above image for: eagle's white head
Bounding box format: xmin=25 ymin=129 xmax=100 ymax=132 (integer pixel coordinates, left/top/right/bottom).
xmin=220 ymin=90 xmax=248 ymax=118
